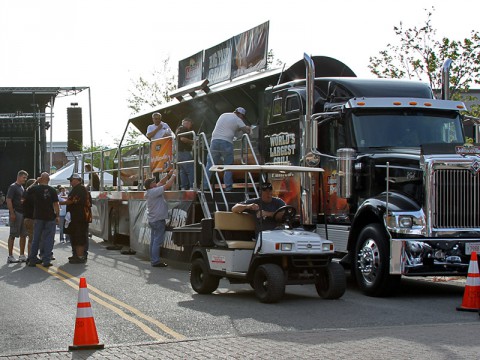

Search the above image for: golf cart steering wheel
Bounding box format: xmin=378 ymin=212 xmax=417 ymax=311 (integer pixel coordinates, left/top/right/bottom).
xmin=271 ymin=205 xmax=297 ymax=224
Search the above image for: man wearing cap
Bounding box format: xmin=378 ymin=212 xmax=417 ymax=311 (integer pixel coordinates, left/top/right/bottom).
xmin=232 ymin=182 xmax=286 ymax=235
xmin=60 ymin=173 xmax=92 ymax=264
xmin=144 ymin=169 xmax=177 ymax=267
xmin=175 ymin=117 xmax=195 ymax=190
xmin=204 ymin=107 xmax=251 ymax=192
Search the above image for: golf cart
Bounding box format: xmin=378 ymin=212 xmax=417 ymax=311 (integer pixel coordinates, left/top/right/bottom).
xmin=190 ymin=165 xmax=346 ymax=303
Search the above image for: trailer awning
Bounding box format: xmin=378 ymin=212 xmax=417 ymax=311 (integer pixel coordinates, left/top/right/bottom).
xmin=127 ymin=56 xmax=356 ymax=141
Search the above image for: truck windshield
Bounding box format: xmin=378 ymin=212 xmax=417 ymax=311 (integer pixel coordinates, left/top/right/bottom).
xmin=351 ymin=110 xmax=464 ymax=148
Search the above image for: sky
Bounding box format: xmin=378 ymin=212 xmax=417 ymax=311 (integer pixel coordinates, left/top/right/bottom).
xmin=0 ymin=0 xmax=478 ymax=147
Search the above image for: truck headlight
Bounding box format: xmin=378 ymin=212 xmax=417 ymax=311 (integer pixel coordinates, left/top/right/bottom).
xmin=399 ymin=216 xmax=413 ymax=228
xmin=385 ymin=210 xmax=426 ymax=235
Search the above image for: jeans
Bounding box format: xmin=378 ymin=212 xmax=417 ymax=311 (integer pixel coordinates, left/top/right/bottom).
xmin=29 ymin=219 xmax=56 ymax=265
xmin=204 ymin=139 xmax=234 ymax=191
xmin=149 ymin=219 xmax=166 ymax=265
xmin=178 ymin=151 xmax=194 ymax=190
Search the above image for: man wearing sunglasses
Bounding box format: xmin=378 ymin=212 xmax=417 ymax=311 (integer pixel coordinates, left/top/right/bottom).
xmin=232 ymin=182 xmax=286 ymax=234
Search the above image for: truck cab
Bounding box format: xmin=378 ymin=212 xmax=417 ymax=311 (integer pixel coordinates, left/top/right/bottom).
xmin=261 ymin=68 xmax=479 ymax=296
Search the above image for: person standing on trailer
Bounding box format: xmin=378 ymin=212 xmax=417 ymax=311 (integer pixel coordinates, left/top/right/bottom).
xmin=146 ymin=112 xmax=174 ymax=140
xmin=175 ymin=117 xmax=195 ymax=190
xmin=204 ymin=107 xmax=251 ymax=192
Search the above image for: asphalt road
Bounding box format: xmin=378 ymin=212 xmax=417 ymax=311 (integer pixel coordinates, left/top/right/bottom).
xmin=0 ymin=218 xmax=478 ymax=358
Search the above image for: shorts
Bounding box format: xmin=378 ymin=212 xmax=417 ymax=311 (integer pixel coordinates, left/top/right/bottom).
xmin=24 ymin=218 xmax=34 ymax=240
xmin=9 ymin=211 xmax=27 ymax=238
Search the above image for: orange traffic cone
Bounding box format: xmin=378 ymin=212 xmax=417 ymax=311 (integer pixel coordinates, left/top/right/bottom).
xmin=69 ymin=277 xmax=105 ymax=350
xmin=456 ymin=252 xmax=480 ymax=312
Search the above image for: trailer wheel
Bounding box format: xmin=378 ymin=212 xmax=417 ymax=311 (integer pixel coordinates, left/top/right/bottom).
xmin=190 ymin=258 xmax=220 ymax=294
xmin=253 ymin=264 xmax=285 ymax=303
xmin=315 ymin=262 xmax=346 ymax=299
xmin=108 ymin=208 xmax=119 ymax=243
xmin=354 ymin=224 xmax=401 ymax=297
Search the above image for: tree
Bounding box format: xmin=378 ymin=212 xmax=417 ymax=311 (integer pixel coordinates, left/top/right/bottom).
xmin=267 ymin=49 xmax=284 ymax=69
xmin=127 ymin=56 xmax=177 ymax=115
xmin=368 ymin=7 xmax=480 ymax=116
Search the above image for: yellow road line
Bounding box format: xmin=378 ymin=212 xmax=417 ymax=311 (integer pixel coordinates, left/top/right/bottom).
xmin=37 ymin=266 xmax=167 ymax=341
xmin=0 ymin=240 xmax=185 ymax=341
xmin=55 ymin=267 xmax=186 ymax=340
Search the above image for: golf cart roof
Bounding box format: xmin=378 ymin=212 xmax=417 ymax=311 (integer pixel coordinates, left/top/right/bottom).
xmin=209 ymin=165 xmax=324 ymax=173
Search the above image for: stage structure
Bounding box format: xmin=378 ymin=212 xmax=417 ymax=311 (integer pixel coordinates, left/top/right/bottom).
xmin=0 ymin=87 xmax=91 ymax=194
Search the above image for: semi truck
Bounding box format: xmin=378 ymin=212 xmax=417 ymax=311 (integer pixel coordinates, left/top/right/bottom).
xmin=84 ymin=54 xmax=480 ymax=296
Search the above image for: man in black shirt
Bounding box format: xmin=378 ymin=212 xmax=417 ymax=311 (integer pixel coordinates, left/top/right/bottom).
xmin=175 ymin=118 xmax=195 ymax=190
xmin=26 ymin=172 xmax=60 ymax=267
xmin=60 ymin=173 xmax=92 ymax=264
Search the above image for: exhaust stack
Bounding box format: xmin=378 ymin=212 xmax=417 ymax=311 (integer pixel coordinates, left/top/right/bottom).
xmin=441 ymin=58 xmax=453 ymax=100
xmin=301 ymin=53 xmax=316 ymax=225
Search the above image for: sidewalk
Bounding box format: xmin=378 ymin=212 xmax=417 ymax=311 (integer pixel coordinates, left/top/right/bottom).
xmin=2 ymin=323 xmax=480 ymax=359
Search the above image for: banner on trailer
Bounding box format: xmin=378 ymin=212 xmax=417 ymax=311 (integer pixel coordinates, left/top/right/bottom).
xmin=232 ymin=21 xmax=269 ymax=78
xmin=203 ymin=39 xmax=233 ymax=85
xmin=178 ymin=51 xmax=204 ymax=88
xmin=150 ymin=137 xmax=173 ymax=174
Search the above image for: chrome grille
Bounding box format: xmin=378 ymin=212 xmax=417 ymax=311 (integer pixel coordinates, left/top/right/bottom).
xmin=433 ymin=169 xmax=480 ymax=228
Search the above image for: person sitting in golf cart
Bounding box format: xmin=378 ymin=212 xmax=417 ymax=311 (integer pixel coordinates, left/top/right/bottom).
xmin=231 ymin=182 xmax=286 ymax=235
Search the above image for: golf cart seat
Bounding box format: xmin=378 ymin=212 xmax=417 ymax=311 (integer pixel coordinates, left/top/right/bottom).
xmin=214 ymin=211 xmax=256 ymax=250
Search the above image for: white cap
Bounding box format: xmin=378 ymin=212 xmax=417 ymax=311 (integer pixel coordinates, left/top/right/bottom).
xmin=235 ymin=107 xmax=246 ymax=116
xmin=67 ymin=173 xmax=82 ymax=180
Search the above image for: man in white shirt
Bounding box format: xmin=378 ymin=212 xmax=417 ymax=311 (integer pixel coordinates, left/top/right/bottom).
xmin=146 ymin=112 xmax=173 ymax=140
xmin=203 ymin=107 xmax=251 ymax=191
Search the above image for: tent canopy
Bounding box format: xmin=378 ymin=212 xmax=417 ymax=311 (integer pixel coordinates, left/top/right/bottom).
xmin=49 ymin=160 xmax=113 ymax=186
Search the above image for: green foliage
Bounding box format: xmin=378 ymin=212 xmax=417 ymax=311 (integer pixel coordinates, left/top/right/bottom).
xmin=267 ymin=49 xmax=284 ymax=69
xmin=127 ymin=56 xmax=178 ymax=115
xmin=81 ymin=142 xmax=110 ymax=169
xmin=369 ymin=7 xmax=480 ymax=117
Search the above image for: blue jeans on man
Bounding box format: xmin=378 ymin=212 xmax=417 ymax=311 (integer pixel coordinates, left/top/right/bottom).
xmin=178 ymin=151 xmax=194 ymax=190
xmin=149 ymin=219 xmax=166 ymax=266
xmin=29 ymin=219 xmax=56 ymax=266
xmin=204 ymin=139 xmax=234 ymax=191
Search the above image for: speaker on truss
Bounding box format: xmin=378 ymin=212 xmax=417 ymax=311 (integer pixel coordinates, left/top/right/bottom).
xmin=67 ymin=107 xmax=83 ymax=152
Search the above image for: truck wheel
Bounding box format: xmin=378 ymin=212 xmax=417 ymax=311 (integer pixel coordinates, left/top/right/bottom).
xmin=253 ymin=264 xmax=285 ymax=303
xmin=354 ymin=224 xmax=401 ymax=297
xmin=315 ymin=262 xmax=346 ymax=299
xmin=190 ymin=258 xmax=220 ymax=294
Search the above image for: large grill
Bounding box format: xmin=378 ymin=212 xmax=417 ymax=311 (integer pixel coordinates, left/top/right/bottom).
xmin=433 ymin=169 xmax=480 ymax=228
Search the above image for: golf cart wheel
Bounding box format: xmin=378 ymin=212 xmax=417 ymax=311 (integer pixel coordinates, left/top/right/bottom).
xmin=253 ymin=264 xmax=285 ymax=303
xmin=190 ymin=258 xmax=220 ymax=294
xmin=315 ymin=262 xmax=346 ymax=299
